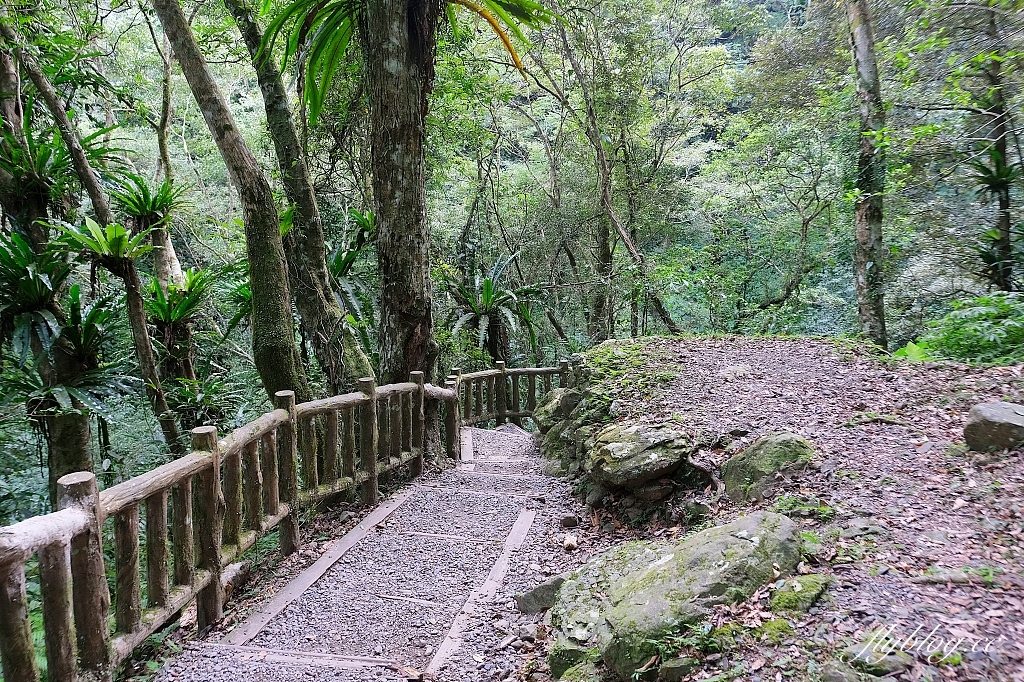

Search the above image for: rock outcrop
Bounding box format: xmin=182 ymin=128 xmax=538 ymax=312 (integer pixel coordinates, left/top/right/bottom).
xmin=721 ymin=432 xmax=814 ymax=502
xmin=964 ymin=401 xmax=1024 ymax=452
xmin=548 ymin=511 xmax=800 ymax=679
xmin=584 ymin=423 xmax=713 ymax=492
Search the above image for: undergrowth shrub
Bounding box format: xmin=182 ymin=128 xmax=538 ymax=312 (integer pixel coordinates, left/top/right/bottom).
xmin=896 ymin=293 xmax=1024 ymax=364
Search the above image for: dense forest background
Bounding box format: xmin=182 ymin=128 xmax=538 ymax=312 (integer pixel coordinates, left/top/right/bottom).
xmin=1 ymin=0 xmax=1022 ymax=524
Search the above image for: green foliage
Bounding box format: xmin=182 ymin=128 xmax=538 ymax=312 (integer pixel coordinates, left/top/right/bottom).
xmin=443 ymin=253 xmax=540 ymax=361
xmin=145 ymin=268 xmax=216 ymax=325
xmin=770 ymin=494 xmax=836 ymax=521
xmin=920 ymin=293 xmax=1024 ymax=364
xmin=56 ymin=218 xmax=152 ymax=261
xmin=165 ymin=376 xmax=245 ymax=430
xmin=261 ymin=0 xmax=554 ymax=121
xmin=110 ymin=174 xmax=189 ymax=230
xmin=0 ymin=232 xmax=70 ymax=363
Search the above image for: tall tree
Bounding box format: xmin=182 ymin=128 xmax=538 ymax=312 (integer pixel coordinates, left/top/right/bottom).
xmin=223 ymin=0 xmax=372 ymax=391
xmin=846 ymin=0 xmax=888 ymax=349
xmin=265 ymin=0 xmax=552 ymax=382
xmin=149 ymin=0 xmax=312 ymax=401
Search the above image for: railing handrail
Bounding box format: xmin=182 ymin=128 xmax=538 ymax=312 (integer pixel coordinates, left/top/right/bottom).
xmin=0 ymin=361 xmax=571 ymax=682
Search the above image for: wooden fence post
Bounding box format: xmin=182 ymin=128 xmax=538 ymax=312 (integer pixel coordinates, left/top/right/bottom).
xmin=58 ymin=471 xmax=111 ymax=682
xmin=495 ymin=361 xmax=507 ymax=424
xmin=410 ymin=371 xmax=425 ymax=477
xmin=275 ymin=391 xmax=299 ymax=555
xmin=444 ymin=377 xmax=459 ymax=462
xmin=114 ymin=504 xmax=141 ymax=634
xmin=145 ymin=491 xmax=169 ymax=607
xmin=171 ymin=477 xmax=194 ymax=588
xmin=0 ymin=561 xmax=38 ymax=682
xmin=359 ymin=378 xmax=379 ymax=505
xmin=260 ymin=431 xmax=279 ymax=516
xmin=39 ymin=539 xmax=76 ymax=682
xmin=559 ymin=359 xmax=569 ymax=387
xmin=242 ymin=441 xmax=263 ymax=532
xmin=324 ymin=410 xmax=339 ymax=484
xmin=193 ymin=426 xmax=224 ymax=631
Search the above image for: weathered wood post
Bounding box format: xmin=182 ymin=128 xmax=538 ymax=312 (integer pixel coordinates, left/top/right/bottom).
xmin=298 ymin=416 xmax=318 ymax=492
xmin=444 ymin=377 xmax=459 ymax=462
xmin=171 ymin=476 xmax=194 ymax=588
xmin=559 ymin=359 xmax=569 ymax=387
xmin=0 ymin=561 xmax=38 ymax=682
xmin=114 ymin=503 xmax=141 ymax=634
xmin=242 ymin=441 xmax=263 ymax=532
xmin=495 ymin=361 xmax=508 ymax=424
xmin=274 ymin=391 xmax=299 ymax=555
xmin=58 ymin=471 xmax=111 ymax=681
xmin=223 ymin=441 xmax=243 ymax=550
xmin=145 ymin=490 xmax=170 ymax=607
xmin=474 ymin=377 xmax=484 ymax=420
xmin=260 ymin=431 xmax=279 ymax=515
xmin=359 ymin=378 xmax=379 ymax=505
xmin=193 ymin=426 xmax=224 ymax=631
xmin=527 ymin=373 xmax=537 ymax=414
xmin=342 ymin=408 xmax=356 ymax=479
xmin=410 ymin=371 xmax=425 ymax=477
xmin=511 ymin=369 xmax=522 ymax=427
xmin=324 ymin=410 xmax=339 ymax=484
xmin=39 ymin=539 xmax=76 ymax=682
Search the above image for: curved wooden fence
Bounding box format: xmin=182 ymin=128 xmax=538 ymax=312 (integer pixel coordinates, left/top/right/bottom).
xmin=0 ymin=362 xmax=569 ymax=682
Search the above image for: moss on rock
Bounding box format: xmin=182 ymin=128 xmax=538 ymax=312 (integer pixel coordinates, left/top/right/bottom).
xmin=770 ymin=573 xmax=832 ymax=613
xmin=722 ymin=432 xmax=814 ymax=503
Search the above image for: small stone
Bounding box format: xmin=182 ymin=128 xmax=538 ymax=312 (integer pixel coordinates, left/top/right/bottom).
xmin=964 ymin=401 xmax=1024 ymax=452
xmin=560 ymin=515 xmax=579 ymax=528
xmin=563 ymin=533 xmax=579 ymax=550
xmin=821 ymin=661 xmax=862 ymax=682
xmin=514 ymin=575 xmax=567 ymax=613
xmin=518 ymin=624 xmax=538 ymax=641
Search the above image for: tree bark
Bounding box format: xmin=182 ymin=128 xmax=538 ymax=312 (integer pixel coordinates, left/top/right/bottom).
xmin=846 ymin=0 xmax=888 ymax=349
xmin=151 ymin=0 xmax=311 ymax=401
xmin=360 ymin=0 xmax=439 ymax=384
xmin=985 ymin=8 xmax=1013 ymax=291
xmin=224 ymin=0 xmax=368 ymax=391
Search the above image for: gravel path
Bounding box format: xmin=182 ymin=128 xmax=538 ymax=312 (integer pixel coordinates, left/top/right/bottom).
xmin=157 ymin=424 xmax=608 ymax=682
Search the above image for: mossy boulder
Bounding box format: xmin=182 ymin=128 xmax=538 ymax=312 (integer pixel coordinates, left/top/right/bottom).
xmin=584 ymin=423 xmax=711 ymax=490
xmin=534 ymin=388 xmax=578 ymax=434
xmin=548 ymin=511 xmax=800 ymax=680
xmin=560 ymin=654 xmax=603 ymax=681
xmin=550 ymin=637 xmax=598 ymax=678
xmin=841 ymin=633 xmax=914 ymax=677
xmin=770 ymin=573 xmax=831 ymax=613
xmin=754 ymin=618 xmax=794 ymax=645
xmin=542 ymin=421 xmax=571 ymax=462
xmin=658 ymin=657 xmax=699 ymax=681
xmin=722 ymin=432 xmax=814 ymax=503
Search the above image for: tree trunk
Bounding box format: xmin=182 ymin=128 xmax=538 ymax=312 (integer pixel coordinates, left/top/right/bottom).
xmin=986 ymin=8 xmax=1013 ymax=291
xmin=225 ymin=0 xmax=368 ymax=391
xmin=120 ymin=261 xmax=183 ymax=448
xmin=361 ymin=0 xmax=439 ymax=384
xmin=151 ymin=0 xmax=311 ymax=401
xmin=846 ymin=0 xmax=888 ymax=349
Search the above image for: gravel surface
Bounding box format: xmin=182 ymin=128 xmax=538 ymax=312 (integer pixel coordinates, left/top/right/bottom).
xmin=156 ymin=425 xmax=612 ymax=682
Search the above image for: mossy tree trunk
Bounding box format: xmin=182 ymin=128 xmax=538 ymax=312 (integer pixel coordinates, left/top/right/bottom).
xmin=151 ymin=0 xmax=311 ymax=402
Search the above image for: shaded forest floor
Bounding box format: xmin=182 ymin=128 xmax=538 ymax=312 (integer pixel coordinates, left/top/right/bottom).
xmin=537 ymin=336 xmax=1024 ymax=682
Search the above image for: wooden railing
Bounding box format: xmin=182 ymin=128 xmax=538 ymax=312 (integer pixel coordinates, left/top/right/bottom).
xmin=0 ymin=363 xmax=568 ymax=682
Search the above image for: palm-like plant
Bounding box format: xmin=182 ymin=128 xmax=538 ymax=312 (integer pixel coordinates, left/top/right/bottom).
xmin=443 ymin=253 xmax=540 ymax=362
xmin=110 ymin=174 xmax=189 ymax=233
xmin=56 ymin=218 xmax=153 ymax=272
xmin=0 ymin=232 xmax=70 ymax=364
xmin=147 ymin=268 xmax=216 ymax=382
xmin=262 ymin=0 xmax=554 ymax=120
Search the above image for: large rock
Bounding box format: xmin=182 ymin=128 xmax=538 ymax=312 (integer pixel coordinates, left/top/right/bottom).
xmin=549 ymin=512 xmax=800 ymax=679
xmin=584 ymin=423 xmax=712 ymax=490
xmin=964 ymin=401 xmax=1024 ymax=452
xmin=533 ymin=388 xmax=581 ymax=434
xmin=721 ymin=432 xmax=814 ymax=503
xmin=514 ymin=574 xmax=566 ymax=614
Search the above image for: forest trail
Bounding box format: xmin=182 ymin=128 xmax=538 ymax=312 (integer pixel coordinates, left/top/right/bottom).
xmin=156 ymin=338 xmax=1024 ymax=682
xmin=157 ymin=424 xmax=582 ymax=682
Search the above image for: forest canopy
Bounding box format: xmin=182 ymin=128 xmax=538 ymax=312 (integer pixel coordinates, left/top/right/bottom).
xmin=0 ymin=0 xmax=1022 ymax=522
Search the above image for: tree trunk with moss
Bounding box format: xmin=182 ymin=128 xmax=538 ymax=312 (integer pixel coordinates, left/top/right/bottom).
xmin=846 ymin=0 xmax=888 ymax=349
xmin=225 ymin=0 xmax=373 ymax=390
xmin=151 ymin=0 xmax=310 ymax=401
xmin=360 ymin=0 xmax=440 ymax=385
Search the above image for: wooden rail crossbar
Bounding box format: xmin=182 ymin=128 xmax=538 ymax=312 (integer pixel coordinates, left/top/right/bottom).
xmin=0 ymin=363 xmax=570 ymax=682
